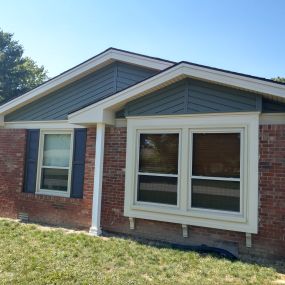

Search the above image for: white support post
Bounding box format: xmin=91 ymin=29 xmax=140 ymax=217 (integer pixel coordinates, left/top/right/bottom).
xmin=246 ymin=233 xmax=252 ymax=248
xmin=129 ymin=217 xmax=135 ymax=230
xmin=89 ymin=123 xmax=106 ymax=236
xmin=182 ymin=224 xmax=188 ymax=238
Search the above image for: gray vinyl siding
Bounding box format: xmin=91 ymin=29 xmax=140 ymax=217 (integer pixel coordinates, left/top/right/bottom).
xmin=262 ymin=98 xmax=285 ymax=112
xmin=5 ymin=62 xmax=157 ymax=121
xmin=123 ymin=78 xmax=262 ymax=117
xmin=116 ymin=62 xmax=156 ymax=91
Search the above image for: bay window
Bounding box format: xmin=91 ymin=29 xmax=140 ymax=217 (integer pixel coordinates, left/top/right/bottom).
xmin=125 ymin=114 xmax=259 ymax=233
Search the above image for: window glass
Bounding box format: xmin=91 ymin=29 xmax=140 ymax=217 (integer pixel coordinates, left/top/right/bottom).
xmin=39 ymin=133 xmax=72 ymax=193
xmin=192 ymin=133 xmax=240 ymax=178
xmin=43 ymin=134 xmax=71 ymax=167
xmin=191 ymin=132 xmax=241 ymax=212
xmin=138 ymin=175 xmax=177 ymax=205
xmin=192 ymin=179 xmax=240 ymax=212
xmin=139 ymin=134 xmax=178 ymax=174
xmin=137 ymin=133 xmax=179 ymax=205
xmin=41 ymin=168 xmax=69 ymax=192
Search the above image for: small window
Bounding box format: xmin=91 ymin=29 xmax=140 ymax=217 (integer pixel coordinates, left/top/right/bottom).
xmin=190 ymin=132 xmax=241 ymax=212
xmin=37 ymin=131 xmax=73 ymax=197
xmin=137 ymin=133 xmax=179 ymax=205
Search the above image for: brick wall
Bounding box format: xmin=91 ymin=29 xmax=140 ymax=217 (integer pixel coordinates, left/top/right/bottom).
xmin=0 ymin=128 xmax=96 ymax=229
xmin=0 ymin=125 xmax=284 ymax=260
xmin=101 ymin=125 xmax=285 ymax=261
xmin=0 ymin=129 xmax=26 ymax=218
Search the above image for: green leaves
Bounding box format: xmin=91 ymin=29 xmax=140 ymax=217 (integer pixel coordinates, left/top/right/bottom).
xmin=272 ymin=77 xmax=285 ymax=83
xmin=0 ymin=29 xmax=48 ymax=103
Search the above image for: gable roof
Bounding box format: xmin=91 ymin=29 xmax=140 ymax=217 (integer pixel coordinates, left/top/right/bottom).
xmin=1 ymin=47 xmax=285 ymax=123
xmin=0 ymin=48 xmax=174 ymax=116
xmin=68 ymin=61 xmax=285 ymax=124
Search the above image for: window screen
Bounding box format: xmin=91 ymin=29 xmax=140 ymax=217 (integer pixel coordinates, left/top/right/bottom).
xmin=191 ymin=132 xmax=241 ymax=212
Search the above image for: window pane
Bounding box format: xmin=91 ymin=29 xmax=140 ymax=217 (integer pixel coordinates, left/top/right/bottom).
xmin=192 ymin=133 xmax=240 ymax=178
xmin=41 ymin=168 xmax=68 ymax=192
xmin=43 ymin=134 xmax=71 ymax=167
xmin=137 ymin=175 xmax=177 ymax=205
xmin=191 ymin=179 xmax=240 ymax=212
xmin=139 ymin=134 xmax=179 ymax=174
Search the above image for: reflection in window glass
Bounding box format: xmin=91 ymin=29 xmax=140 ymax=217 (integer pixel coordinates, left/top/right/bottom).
xmin=192 ymin=133 xmax=240 ymax=178
xmin=137 ymin=133 xmax=179 ymax=205
xmin=139 ymin=134 xmax=178 ymax=174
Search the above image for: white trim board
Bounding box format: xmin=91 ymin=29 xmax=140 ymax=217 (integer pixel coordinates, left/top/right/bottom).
xmin=0 ymin=49 xmax=173 ymax=116
xmin=68 ymin=62 xmax=285 ymax=125
xmin=4 ymin=120 xmax=86 ymax=129
xmin=260 ymin=113 xmax=285 ymax=125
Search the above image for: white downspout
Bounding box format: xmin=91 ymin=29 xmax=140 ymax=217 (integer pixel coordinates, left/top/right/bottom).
xmin=89 ymin=122 xmax=105 ymax=236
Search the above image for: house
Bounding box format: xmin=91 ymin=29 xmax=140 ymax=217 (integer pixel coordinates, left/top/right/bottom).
xmin=0 ymin=48 xmax=284 ymax=260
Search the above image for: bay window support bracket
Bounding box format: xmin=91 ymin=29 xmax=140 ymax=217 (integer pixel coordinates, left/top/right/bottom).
xmin=129 ymin=217 xmax=135 ymax=230
xmin=245 ymin=233 xmax=252 ymax=248
xmin=182 ymin=224 xmax=188 ymax=238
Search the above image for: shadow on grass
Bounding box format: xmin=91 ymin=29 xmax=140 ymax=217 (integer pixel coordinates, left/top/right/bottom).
xmin=102 ymin=230 xmax=285 ymax=275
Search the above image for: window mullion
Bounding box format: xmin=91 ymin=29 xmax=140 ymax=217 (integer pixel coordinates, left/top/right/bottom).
xmin=138 ymin=172 xmax=178 ymax=178
xmin=180 ymin=128 xmax=189 ymax=211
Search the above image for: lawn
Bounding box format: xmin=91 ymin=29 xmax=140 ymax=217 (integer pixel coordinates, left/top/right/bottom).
xmin=0 ymin=219 xmax=283 ymax=285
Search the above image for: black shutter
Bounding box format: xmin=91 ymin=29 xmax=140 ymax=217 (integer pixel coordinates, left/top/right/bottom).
xmin=23 ymin=129 xmax=40 ymax=193
xmin=71 ymin=129 xmax=87 ymax=198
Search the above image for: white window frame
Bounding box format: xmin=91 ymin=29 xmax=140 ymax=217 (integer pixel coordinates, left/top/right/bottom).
xmin=135 ymin=129 xmax=181 ymax=208
xmin=188 ymin=128 xmax=245 ymax=217
xmin=124 ymin=113 xmax=259 ymax=234
xmin=36 ymin=129 xmax=74 ymax=198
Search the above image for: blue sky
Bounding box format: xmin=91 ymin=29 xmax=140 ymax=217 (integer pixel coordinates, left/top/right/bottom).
xmin=1 ymin=0 xmax=284 ymax=79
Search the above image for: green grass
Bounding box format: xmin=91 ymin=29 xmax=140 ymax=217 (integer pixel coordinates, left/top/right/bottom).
xmin=0 ymin=219 xmax=281 ymax=285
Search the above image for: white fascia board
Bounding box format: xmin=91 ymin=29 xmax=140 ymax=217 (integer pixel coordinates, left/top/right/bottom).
xmin=109 ymin=49 xmax=173 ymax=70
xmin=0 ymin=49 xmax=173 ymax=116
xmin=68 ymin=62 xmax=285 ymax=125
xmin=180 ymin=64 xmax=285 ymax=98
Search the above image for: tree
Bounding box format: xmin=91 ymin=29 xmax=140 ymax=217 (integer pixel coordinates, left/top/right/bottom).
xmin=0 ymin=29 xmax=48 ymax=103
xmin=272 ymin=77 xmax=285 ymax=83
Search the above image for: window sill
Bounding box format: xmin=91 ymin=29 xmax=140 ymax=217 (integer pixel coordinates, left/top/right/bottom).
xmin=126 ymin=205 xmax=256 ymax=233
xmin=36 ymin=190 xmax=70 ymax=198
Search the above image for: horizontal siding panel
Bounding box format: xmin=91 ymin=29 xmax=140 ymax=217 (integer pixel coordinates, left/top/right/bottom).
xmin=126 ymin=81 xmax=186 ymax=116
xmin=30 ymin=83 xmax=115 ymax=121
xmin=116 ymin=62 xmax=157 ymax=92
xmin=187 ymin=89 xmax=257 ymax=112
xmin=5 ymin=62 xmax=158 ymax=121
xmin=188 ymin=83 xmax=257 ymax=107
xmin=262 ymin=98 xmax=285 ymax=113
xmin=122 ymin=78 xmax=262 ymax=117
xmin=22 ymin=79 xmax=115 ymax=121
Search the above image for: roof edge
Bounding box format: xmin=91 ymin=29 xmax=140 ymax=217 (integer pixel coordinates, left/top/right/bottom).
xmin=0 ymin=48 xmax=174 ymax=116
xmin=68 ymin=62 xmax=285 ymax=124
